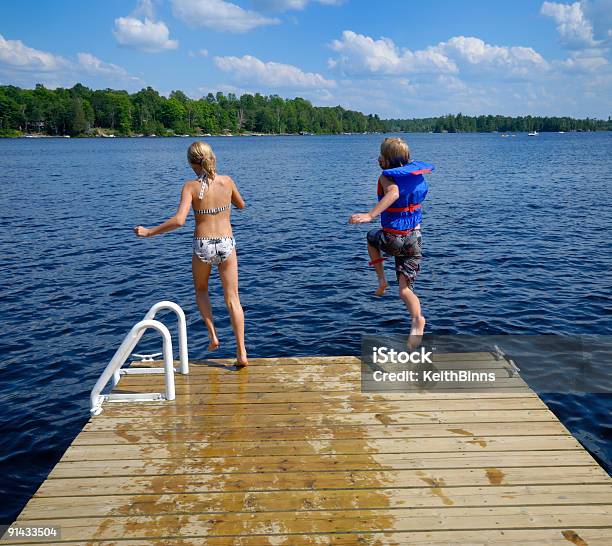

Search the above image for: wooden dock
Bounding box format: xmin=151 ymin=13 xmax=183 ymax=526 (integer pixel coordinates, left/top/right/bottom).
xmin=5 ymin=353 xmax=612 ymax=545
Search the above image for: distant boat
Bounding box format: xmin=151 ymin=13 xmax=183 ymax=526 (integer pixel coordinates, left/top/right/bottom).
xmin=528 ymin=131 xmax=539 ymax=136
xmin=558 ymin=131 xmax=565 ymax=134
xmin=501 ymin=134 xmax=509 ymax=137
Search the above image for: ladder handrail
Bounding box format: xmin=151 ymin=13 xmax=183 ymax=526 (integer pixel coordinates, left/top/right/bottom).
xmin=142 ymin=301 xmax=189 ymax=374
xmin=90 ymin=319 xmax=175 ymax=415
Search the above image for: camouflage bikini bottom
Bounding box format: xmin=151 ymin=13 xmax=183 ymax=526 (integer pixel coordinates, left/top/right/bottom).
xmin=193 ymin=236 xmax=236 ymax=266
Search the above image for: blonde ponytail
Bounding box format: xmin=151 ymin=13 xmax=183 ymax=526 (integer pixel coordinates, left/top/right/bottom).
xmin=187 ymin=141 xmax=217 ymax=198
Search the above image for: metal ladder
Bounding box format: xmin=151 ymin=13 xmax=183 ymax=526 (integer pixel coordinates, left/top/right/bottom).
xmin=90 ymin=301 xmax=189 ymax=415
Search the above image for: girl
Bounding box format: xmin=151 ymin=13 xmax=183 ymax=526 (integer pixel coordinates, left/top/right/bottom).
xmin=134 ymin=141 xmax=248 ymax=366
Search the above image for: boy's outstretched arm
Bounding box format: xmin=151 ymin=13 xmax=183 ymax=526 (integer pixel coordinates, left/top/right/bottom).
xmin=349 ymin=175 xmax=399 ymax=224
xmin=134 ymin=182 xmax=192 ymax=237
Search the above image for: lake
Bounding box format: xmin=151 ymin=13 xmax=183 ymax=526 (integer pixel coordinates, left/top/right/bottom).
xmin=0 ymin=132 xmax=610 ymax=524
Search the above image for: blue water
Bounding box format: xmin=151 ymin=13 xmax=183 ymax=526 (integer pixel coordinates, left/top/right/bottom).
xmin=0 ymin=133 xmax=610 ymax=524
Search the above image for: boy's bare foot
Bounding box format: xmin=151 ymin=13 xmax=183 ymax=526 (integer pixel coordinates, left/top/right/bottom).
xmin=375 ymin=280 xmax=388 ymax=297
xmin=208 ymin=336 xmax=220 ymax=351
xmin=408 ymin=315 xmax=426 ymax=349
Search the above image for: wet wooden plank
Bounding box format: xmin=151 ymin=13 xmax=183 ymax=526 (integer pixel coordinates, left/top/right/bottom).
xmin=62 ymin=439 xmax=592 ymax=462
xmin=19 ymin=484 xmax=612 ymax=519
xmin=4 ymin=529 xmax=610 ymax=546
xmin=64 ymin=435 xmax=583 ymax=459
xmin=49 ymin=448 xmax=596 ymax=478
xmin=117 ymin=372 xmax=525 ymax=388
xmin=127 ymin=353 xmax=498 ymax=368
xmin=8 ymin=354 xmax=612 ymax=544
xmin=130 ymin=358 xmax=509 ymax=375
xmin=7 ymin=505 xmax=612 ymax=542
xmin=84 ymin=413 xmax=568 ymax=434
xmin=83 ymin=403 xmax=552 ymax=429
xmin=110 ymin=379 xmax=539 ymax=400
xmin=33 ymin=465 xmax=610 ymax=497
xmin=91 ymin=396 xmax=548 ymax=418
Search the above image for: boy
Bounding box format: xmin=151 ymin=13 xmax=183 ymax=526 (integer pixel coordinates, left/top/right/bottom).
xmin=349 ymin=137 xmax=434 ymax=346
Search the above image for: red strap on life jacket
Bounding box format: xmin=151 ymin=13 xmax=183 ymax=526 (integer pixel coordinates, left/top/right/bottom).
xmin=383 ymin=227 xmax=417 ymax=235
xmin=386 ymin=203 xmax=422 ymax=213
xmin=368 ymin=257 xmax=386 ymax=266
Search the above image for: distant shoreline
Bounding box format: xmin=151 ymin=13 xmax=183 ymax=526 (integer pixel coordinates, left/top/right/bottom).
xmin=3 ymin=130 xmax=609 ymax=139
xmin=2 ymin=84 xmax=610 ymax=139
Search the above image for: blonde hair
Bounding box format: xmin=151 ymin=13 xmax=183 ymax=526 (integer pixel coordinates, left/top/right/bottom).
xmin=380 ymin=137 xmax=410 ymax=168
xmin=187 ymin=141 xmax=217 ymax=198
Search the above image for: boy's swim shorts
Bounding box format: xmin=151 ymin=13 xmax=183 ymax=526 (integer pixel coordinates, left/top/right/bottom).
xmin=367 ymin=228 xmax=422 ymax=289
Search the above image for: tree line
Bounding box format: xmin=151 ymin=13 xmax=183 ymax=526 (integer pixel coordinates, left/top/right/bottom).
xmin=0 ymin=83 xmax=610 ymax=137
xmin=386 ymin=113 xmax=612 ymax=133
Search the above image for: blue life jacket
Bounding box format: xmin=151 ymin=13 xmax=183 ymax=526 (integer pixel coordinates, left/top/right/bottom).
xmin=378 ymin=160 xmax=434 ymax=234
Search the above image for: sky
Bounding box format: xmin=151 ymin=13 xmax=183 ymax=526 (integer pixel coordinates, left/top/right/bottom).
xmin=1 ymin=0 xmax=611 ymax=118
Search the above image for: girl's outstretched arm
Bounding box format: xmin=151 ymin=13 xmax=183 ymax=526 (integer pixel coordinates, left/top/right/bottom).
xmin=230 ymin=177 xmax=246 ymax=209
xmin=134 ymin=183 xmax=192 ymax=237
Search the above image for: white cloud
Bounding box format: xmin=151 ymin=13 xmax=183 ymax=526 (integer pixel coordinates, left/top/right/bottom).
xmin=0 ymin=33 xmax=69 ymax=71
xmin=114 ymin=16 xmax=178 ymax=52
xmin=320 ymin=27 xmax=612 ymax=117
xmin=581 ymin=0 xmax=612 ymax=43
xmin=554 ymin=48 xmax=609 ymax=71
xmin=213 ymin=54 xmax=336 ymax=88
xmin=199 ymin=83 xmax=256 ymax=96
xmin=171 ymin=0 xmax=280 ymax=33
xmin=328 ymin=30 xmax=457 ymax=76
xmin=328 ymin=31 xmax=546 ymax=79
xmin=0 ymin=33 xmax=142 ymax=89
xmin=436 ymin=36 xmax=549 ymax=77
xmin=540 ymin=1 xmax=610 ymax=73
xmin=251 ymin=0 xmax=344 ymax=11
xmin=541 ymin=1 xmax=598 ymax=48
xmin=77 ymin=53 xmax=138 ymax=80
xmin=133 ymin=0 xmax=157 ymax=19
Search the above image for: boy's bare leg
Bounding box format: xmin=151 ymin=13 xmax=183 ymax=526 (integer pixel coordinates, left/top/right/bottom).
xmin=219 ymin=251 xmax=248 ymax=366
xmin=368 ymin=244 xmax=388 ymax=296
xmin=398 ymin=275 xmax=426 ymax=348
xmin=192 ymin=255 xmax=220 ymax=351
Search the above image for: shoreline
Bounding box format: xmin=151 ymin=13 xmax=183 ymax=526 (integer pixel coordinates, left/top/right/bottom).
xmin=3 ymin=132 xmax=368 ymax=139
xmin=2 ymin=129 xmax=608 ymax=139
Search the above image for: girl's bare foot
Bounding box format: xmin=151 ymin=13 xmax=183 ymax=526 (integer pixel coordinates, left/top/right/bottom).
xmin=375 ymin=280 xmax=388 ymax=297
xmin=236 ymin=351 xmax=248 ymax=368
xmin=208 ymin=336 xmax=220 ymax=351
xmin=408 ymin=315 xmax=426 ymax=349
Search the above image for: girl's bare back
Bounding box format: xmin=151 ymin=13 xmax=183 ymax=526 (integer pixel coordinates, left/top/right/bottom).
xmin=190 ymin=175 xmax=235 ymax=238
